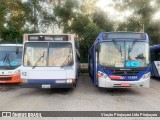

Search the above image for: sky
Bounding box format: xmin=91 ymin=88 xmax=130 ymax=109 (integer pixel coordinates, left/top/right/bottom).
xmin=96 ymin=0 xmax=159 ymax=22
xmin=22 ymin=0 xmax=159 ymax=22
xmin=96 ymin=0 xmax=133 ymax=22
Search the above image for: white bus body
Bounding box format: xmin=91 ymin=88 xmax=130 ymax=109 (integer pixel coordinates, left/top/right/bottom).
xmin=21 ymin=33 xmax=80 ymax=88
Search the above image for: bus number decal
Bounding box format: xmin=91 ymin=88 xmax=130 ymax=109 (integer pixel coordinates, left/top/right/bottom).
xmin=22 ymin=72 xmax=27 ymax=76
xmin=128 ymin=76 xmax=137 ymax=79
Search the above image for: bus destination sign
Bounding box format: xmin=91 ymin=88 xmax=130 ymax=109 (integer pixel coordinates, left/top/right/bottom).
xmin=28 ymin=35 xmax=68 ymax=41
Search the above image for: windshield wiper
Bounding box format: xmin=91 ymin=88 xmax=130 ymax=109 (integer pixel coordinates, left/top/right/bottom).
xmin=127 ymin=39 xmax=138 ymax=60
xmin=112 ymin=39 xmax=123 ymax=58
xmin=32 ymin=52 xmax=45 ymax=69
xmin=60 ymin=47 xmax=72 ymax=68
xmin=129 ymin=39 xmax=138 ymax=53
xmin=1 ymin=54 xmax=11 ymax=67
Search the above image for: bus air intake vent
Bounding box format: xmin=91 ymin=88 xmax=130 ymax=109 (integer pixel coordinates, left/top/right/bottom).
xmin=110 ymin=70 xmax=140 ymax=76
xmin=0 ymin=77 xmax=12 ymax=81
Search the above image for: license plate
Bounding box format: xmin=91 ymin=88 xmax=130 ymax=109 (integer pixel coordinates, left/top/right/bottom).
xmin=121 ymin=83 xmax=131 ymax=87
xmin=42 ymin=84 xmax=51 ymax=88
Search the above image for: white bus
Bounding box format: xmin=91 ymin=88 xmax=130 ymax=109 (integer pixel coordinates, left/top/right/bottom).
xmin=21 ymin=33 xmax=80 ymax=88
xmin=0 ymin=44 xmax=23 ymax=83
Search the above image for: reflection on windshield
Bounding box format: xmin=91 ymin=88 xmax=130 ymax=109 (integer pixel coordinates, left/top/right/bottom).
xmin=24 ymin=42 xmax=73 ymax=67
xmin=99 ymin=42 xmax=125 ymax=67
xmin=99 ymin=42 xmax=149 ymax=68
xmin=24 ymin=43 xmax=48 ymax=66
xmin=49 ymin=43 xmax=73 ymax=66
xmin=0 ymin=46 xmax=22 ymax=67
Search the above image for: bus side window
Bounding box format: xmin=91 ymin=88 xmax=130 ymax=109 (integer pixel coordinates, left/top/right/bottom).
xmin=154 ymin=48 xmax=160 ymax=61
xmin=150 ymin=49 xmax=155 ymax=61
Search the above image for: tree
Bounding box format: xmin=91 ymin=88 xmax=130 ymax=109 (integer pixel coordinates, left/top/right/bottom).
xmin=51 ymin=0 xmax=79 ymax=32
xmin=67 ymin=13 xmax=99 ymax=62
xmin=92 ymin=8 xmax=113 ymax=31
xmin=0 ymin=0 xmax=25 ymax=43
xmin=114 ymin=0 xmax=160 ymax=45
xmin=23 ymin=0 xmax=52 ymax=33
xmin=80 ymin=22 xmax=102 ymax=62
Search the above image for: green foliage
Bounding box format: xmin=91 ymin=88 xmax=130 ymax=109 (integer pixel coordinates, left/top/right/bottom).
xmin=0 ymin=0 xmax=25 ymax=43
xmin=0 ymin=28 xmax=22 ymax=43
xmin=69 ymin=14 xmax=90 ymax=37
xmin=53 ymin=0 xmax=79 ymax=32
xmin=0 ymin=0 xmax=7 ymax=28
xmin=92 ymin=8 xmax=113 ymax=31
xmin=80 ymin=22 xmax=102 ymax=62
xmin=115 ymin=0 xmax=160 ymax=45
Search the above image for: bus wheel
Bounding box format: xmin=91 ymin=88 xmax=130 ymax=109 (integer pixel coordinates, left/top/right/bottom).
xmin=73 ymin=79 xmax=77 ymax=88
xmin=73 ymin=83 xmax=77 ymax=88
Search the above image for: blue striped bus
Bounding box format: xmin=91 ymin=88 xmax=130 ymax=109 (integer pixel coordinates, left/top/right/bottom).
xmin=88 ymin=32 xmax=150 ymax=88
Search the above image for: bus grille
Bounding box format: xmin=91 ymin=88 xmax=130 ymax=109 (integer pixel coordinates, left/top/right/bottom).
xmin=0 ymin=77 xmax=12 ymax=81
xmin=110 ymin=70 xmax=140 ymax=76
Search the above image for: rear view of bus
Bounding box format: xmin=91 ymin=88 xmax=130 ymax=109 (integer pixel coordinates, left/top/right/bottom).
xmin=88 ymin=32 xmax=150 ymax=88
xmin=0 ymin=44 xmax=23 ymax=83
xmin=21 ymin=33 xmax=79 ymax=88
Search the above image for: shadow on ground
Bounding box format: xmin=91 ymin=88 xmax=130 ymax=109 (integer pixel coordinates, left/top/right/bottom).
xmin=0 ymin=83 xmax=20 ymax=92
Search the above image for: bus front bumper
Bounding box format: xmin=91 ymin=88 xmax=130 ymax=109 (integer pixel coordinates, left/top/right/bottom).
xmin=20 ymin=79 xmax=76 ymax=88
xmin=21 ymin=83 xmax=74 ymax=88
xmin=98 ymin=77 xmax=150 ymax=88
xmin=0 ymin=74 xmax=21 ymax=83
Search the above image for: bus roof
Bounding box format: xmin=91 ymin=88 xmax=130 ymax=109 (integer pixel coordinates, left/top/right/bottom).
xmin=0 ymin=44 xmax=23 ymax=47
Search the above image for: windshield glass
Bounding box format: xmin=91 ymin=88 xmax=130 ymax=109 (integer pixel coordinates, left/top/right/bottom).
xmin=0 ymin=46 xmax=22 ymax=67
xmin=24 ymin=42 xmax=48 ymax=66
xmin=99 ymin=42 xmax=149 ymax=68
xmin=48 ymin=43 xmax=73 ymax=66
xmin=24 ymin=42 xmax=73 ymax=67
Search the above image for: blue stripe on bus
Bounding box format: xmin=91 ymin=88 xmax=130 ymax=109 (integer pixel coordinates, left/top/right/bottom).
xmin=27 ymin=79 xmax=67 ymax=83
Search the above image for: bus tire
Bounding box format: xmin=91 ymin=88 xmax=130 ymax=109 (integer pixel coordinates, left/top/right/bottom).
xmin=73 ymin=83 xmax=77 ymax=88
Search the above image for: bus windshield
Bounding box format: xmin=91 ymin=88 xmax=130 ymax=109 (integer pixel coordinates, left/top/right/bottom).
xmin=0 ymin=46 xmax=22 ymax=68
xmin=24 ymin=42 xmax=73 ymax=67
xmin=99 ymin=41 xmax=149 ymax=68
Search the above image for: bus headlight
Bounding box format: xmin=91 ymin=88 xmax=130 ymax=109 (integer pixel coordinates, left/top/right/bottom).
xmin=142 ymin=72 xmax=150 ymax=79
xmin=98 ymin=71 xmax=108 ymax=79
xmin=14 ymin=70 xmax=20 ymax=74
